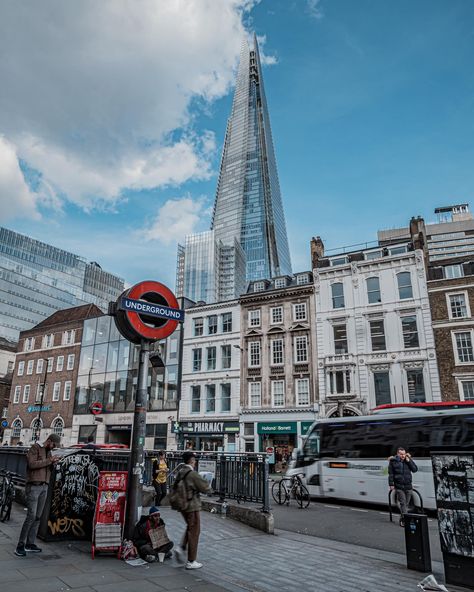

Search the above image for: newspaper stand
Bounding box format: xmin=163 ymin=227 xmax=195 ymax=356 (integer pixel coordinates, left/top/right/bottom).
xmin=92 ymin=471 xmax=128 ymax=559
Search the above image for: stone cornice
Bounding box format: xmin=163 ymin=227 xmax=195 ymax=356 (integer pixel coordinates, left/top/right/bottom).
xmin=240 ymin=285 xmax=314 ymax=306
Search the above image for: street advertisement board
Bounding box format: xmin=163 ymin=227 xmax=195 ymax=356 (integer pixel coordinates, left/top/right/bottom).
xmin=92 ymin=471 xmax=128 ymax=558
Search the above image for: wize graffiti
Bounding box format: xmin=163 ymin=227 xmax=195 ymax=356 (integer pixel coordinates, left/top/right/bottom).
xmin=43 ymin=452 xmax=100 ymax=541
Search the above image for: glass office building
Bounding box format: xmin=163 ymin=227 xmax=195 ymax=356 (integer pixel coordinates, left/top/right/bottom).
xmin=0 ymin=227 xmax=124 ymax=342
xmin=211 ymin=36 xmax=292 ymax=281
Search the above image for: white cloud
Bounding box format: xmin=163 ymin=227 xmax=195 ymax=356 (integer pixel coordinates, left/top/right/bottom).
xmin=256 ymin=35 xmax=279 ymax=66
xmin=142 ymin=196 xmax=207 ymax=244
xmin=307 ymin=0 xmax=324 ymax=19
xmin=0 ymin=136 xmax=39 ymax=222
xmin=0 ymin=1 xmax=253 ymax=210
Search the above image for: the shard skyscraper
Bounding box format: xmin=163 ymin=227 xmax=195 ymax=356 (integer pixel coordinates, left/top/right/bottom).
xmin=177 ymin=36 xmax=292 ymax=303
xmin=211 ymin=35 xmax=292 ymax=282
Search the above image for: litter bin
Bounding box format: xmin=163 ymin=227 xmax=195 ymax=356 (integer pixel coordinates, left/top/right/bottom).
xmin=404 ymin=513 xmax=431 ymax=572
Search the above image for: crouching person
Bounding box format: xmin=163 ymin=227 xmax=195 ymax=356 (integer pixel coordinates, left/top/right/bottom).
xmin=132 ymin=506 xmax=174 ymax=562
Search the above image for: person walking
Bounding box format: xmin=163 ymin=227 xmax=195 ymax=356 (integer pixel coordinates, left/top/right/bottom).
xmin=388 ymin=446 xmax=418 ymax=527
xmin=174 ymin=451 xmax=211 ymax=570
xmin=15 ymin=433 xmax=61 ymax=556
xmin=152 ymin=450 xmax=169 ymax=506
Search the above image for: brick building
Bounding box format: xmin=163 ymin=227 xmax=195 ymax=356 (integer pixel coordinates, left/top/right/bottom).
xmin=4 ymin=304 xmax=102 ymax=445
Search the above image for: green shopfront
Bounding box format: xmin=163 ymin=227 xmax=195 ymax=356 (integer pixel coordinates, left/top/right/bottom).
xmin=257 ymin=420 xmax=314 ymax=468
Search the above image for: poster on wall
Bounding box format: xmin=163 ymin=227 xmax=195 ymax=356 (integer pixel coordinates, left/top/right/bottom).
xmin=431 ymin=453 xmax=474 ymax=558
xmin=39 ymin=452 xmax=100 ymax=541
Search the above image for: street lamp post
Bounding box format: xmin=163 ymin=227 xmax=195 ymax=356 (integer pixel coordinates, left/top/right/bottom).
xmin=35 ymin=358 xmax=48 ymax=442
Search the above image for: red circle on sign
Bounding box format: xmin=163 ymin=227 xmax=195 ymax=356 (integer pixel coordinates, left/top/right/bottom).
xmin=126 ymin=280 xmax=179 ymax=341
xmin=90 ymin=401 xmax=103 ymax=415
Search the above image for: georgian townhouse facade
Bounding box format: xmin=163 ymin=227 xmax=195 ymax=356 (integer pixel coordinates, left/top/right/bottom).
xmin=239 ymin=273 xmax=317 ymax=460
xmin=178 ymin=300 xmax=241 ymax=452
xmin=4 ymin=304 xmax=102 ymax=446
xmin=311 ymin=237 xmax=441 ymax=417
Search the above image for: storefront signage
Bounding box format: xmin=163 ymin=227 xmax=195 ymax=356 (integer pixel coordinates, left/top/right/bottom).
xmin=257 ymin=421 xmax=297 ymax=435
xmin=27 ymin=405 xmax=51 ymax=413
xmin=172 ymin=420 xmax=239 ymax=434
xmin=107 ymin=425 xmax=132 ymax=431
xmin=301 ymin=421 xmax=314 ymax=436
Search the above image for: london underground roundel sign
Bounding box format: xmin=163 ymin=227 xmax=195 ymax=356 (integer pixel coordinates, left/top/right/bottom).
xmin=113 ymin=280 xmax=184 ymax=344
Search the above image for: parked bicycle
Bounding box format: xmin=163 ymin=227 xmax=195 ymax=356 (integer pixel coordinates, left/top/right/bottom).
xmin=272 ymin=472 xmax=310 ymax=508
xmin=0 ymin=470 xmax=16 ymax=522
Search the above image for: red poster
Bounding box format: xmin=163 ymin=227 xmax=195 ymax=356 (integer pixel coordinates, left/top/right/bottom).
xmin=92 ymin=471 xmax=128 ymax=557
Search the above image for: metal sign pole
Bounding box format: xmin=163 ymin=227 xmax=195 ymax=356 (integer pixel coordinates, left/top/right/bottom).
xmin=124 ymin=339 xmax=150 ymax=538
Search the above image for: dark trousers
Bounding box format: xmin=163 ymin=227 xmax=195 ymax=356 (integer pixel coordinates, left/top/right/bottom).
xmin=138 ymin=540 xmax=174 ymax=559
xmin=153 ymin=482 xmax=167 ymax=506
xmin=18 ymin=483 xmax=48 ymax=545
xmin=181 ymin=510 xmax=200 ymax=562
xmin=396 ymin=489 xmax=413 ymax=515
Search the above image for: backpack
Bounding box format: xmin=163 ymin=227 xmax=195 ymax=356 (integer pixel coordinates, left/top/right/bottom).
xmin=169 ymin=468 xmax=193 ymax=511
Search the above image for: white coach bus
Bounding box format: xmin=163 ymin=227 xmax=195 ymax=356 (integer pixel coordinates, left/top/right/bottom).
xmin=292 ymin=405 xmax=474 ymax=510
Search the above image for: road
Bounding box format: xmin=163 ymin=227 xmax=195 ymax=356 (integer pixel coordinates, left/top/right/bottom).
xmin=271 ymin=497 xmax=443 ymax=562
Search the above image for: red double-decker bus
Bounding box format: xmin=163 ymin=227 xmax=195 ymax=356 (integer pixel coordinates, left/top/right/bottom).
xmin=372 ymin=401 xmax=474 ymax=413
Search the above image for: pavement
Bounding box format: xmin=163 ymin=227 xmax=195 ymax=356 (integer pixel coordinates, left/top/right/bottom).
xmin=0 ymin=501 xmax=472 ymax=592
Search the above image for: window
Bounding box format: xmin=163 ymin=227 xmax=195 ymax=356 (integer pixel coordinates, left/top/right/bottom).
xmin=445 ymin=264 xmax=463 ymax=279
xmin=249 ymin=341 xmax=261 ymax=367
xmin=222 ymin=312 xmax=232 ymax=333
xmin=293 ymin=303 xmax=307 ymax=321
xmin=63 ymin=381 xmax=72 ymax=401
xmin=333 ymin=325 xmax=347 ymax=354
xmin=17 ymin=361 xmax=25 ymax=376
xmin=56 ymin=356 xmax=64 ymax=372
xmin=207 ymin=346 xmax=217 ymax=370
xmin=7 ymin=360 xmax=13 ymax=374
xmin=271 ymin=380 xmax=285 ymax=407
xmin=296 ymin=378 xmax=310 ymax=406
xmin=253 ymin=282 xmax=265 ymax=292
xmin=26 ymin=360 xmax=34 ymax=375
xmin=295 ymin=336 xmax=308 ymax=363
xmin=63 ymin=330 xmax=75 ymax=345
xmin=193 ymin=318 xmax=203 ymax=336
xmin=221 ymin=344 xmax=231 ymax=369
xmin=22 ymin=385 xmax=30 ymax=403
xmin=331 ymin=256 xmax=348 ymax=266
xmin=461 ymin=381 xmax=474 ymax=401
xmin=328 ymin=370 xmax=351 ymax=394
xmin=12 ymin=419 xmax=22 ymax=438
xmin=52 ymin=417 xmax=64 ymax=437
xmin=52 ymin=382 xmax=61 ymax=402
xmin=36 ymin=359 xmax=44 ymax=374
xmin=24 ymin=337 xmax=34 ymax=352
xmin=31 ymin=417 xmax=42 ymax=440
xmin=47 ymin=357 xmax=53 ymax=372
xmin=271 ymin=307 xmax=283 ymax=324
xmin=365 ymin=250 xmax=382 ymax=261
xmin=192 ymin=349 xmax=202 ymax=372
xmin=449 ymin=293 xmax=469 ymax=319
xmin=367 ymin=277 xmax=381 ymax=304
xmin=13 ymin=385 xmax=21 ymax=404
xmin=275 ymin=277 xmax=286 ymax=289
xmin=244 ymin=422 xmax=254 ymax=436
xmin=205 ymin=384 xmax=216 ymax=412
xmin=331 ymin=283 xmax=345 ymax=309
xmin=370 ymin=320 xmax=386 ymax=351
xmin=402 ymin=316 xmax=419 ymax=348
xmin=43 ymin=334 xmax=54 ymax=348
xmin=221 ymin=383 xmax=231 ymax=412
xmin=397 ymin=272 xmax=413 ymax=300
xmin=297 ymin=274 xmax=310 ymax=285
xmin=374 ymin=372 xmax=391 ymax=406
xmin=191 ymin=385 xmax=201 ymax=413
xmin=249 ymin=382 xmax=261 ymax=407
xmin=455 ymin=332 xmax=474 ymax=363
xmin=390 ymin=246 xmax=407 ymax=255
xmin=271 ymin=339 xmax=284 ymax=365
xmin=249 ymin=310 xmax=261 ymax=327
xmin=208 ymin=315 xmax=218 ymax=335
xmin=406 ymin=369 xmax=426 ymax=402
xmin=67 ymin=354 xmax=75 ymax=370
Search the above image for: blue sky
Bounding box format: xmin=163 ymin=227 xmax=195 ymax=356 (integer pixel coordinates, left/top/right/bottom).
xmin=1 ymin=0 xmax=473 ymax=286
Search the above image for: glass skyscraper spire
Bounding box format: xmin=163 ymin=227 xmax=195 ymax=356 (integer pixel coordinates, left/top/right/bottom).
xmin=211 ymin=35 xmax=292 ymax=282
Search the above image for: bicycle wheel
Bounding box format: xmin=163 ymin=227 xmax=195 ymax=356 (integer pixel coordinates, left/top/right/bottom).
xmin=294 ymin=484 xmax=310 ymax=508
xmin=272 ymin=480 xmax=289 ymax=505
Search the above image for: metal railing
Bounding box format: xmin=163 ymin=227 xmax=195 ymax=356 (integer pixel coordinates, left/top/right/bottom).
xmin=0 ymin=447 xmax=271 ymax=512
xmin=388 ymin=488 xmax=424 ymax=522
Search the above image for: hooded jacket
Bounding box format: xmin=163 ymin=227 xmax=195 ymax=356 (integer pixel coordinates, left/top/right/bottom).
xmin=388 ymin=455 xmax=418 ymax=491
xmin=132 ymin=515 xmax=166 ymax=548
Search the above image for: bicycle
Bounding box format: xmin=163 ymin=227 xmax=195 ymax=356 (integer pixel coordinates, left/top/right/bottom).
xmin=0 ymin=470 xmax=16 ymax=522
xmin=272 ymin=472 xmax=310 ymax=508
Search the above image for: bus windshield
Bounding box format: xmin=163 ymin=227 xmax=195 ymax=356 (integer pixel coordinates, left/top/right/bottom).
xmin=303 ymin=428 xmax=321 ymax=458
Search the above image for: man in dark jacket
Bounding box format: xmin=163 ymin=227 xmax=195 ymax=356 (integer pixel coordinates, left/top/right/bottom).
xmin=15 ymin=433 xmax=61 ymax=556
xmin=132 ymin=507 xmax=174 ymax=562
xmin=388 ymin=447 xmax=418 ymax=527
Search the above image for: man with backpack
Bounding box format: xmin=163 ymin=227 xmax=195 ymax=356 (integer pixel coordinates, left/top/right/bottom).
xmin=170 ymin=451 xmax=211 ymax=570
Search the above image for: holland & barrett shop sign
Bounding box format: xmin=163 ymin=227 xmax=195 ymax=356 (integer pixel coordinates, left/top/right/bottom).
xmin=257 ymin=422 xmax=297 ymax=435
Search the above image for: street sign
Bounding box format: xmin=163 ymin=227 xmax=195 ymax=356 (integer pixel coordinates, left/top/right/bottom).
xmin=90 ymin=401 xmax=103 ymax=415
xmin=112 ymin=280 xmax=184 ymax=344
xmin=1 ymin=420 xmax=8 ymax=428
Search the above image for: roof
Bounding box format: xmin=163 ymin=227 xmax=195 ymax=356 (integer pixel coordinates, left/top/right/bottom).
xmin=0 ymin=337 xmax=17 ymax=352
xmin=24 ymin=304 xmax=104 ymax=332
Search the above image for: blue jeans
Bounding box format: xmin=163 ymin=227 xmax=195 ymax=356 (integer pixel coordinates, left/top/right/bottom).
xmin=18 ymin=483 xmax=48 ymax=545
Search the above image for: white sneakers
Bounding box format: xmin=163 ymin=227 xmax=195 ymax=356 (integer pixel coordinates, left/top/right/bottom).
xmin=185 ymin=560 xmax=203 ymax=570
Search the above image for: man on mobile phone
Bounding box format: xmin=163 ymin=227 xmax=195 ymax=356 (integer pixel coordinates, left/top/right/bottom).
xmin=388 ymin=447 xmax=418 ymax=527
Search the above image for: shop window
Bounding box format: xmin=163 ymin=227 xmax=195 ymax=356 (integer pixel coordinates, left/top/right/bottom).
xmin=78 ymin=425 xmax=97 ymax=444
xmin=191 ymin=385 xmax=201 ymax=413
xmin=206 ymin=384 xmax=216 ymax=412
xmin=221 ymin=383 xmax=231 ymax=412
